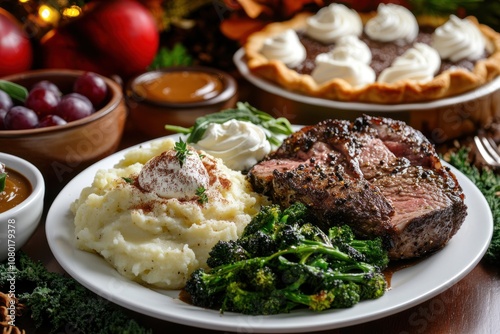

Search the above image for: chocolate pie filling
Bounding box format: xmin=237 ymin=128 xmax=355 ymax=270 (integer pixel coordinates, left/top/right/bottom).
xmin=293 ymin=27 xmax=489 ymax=77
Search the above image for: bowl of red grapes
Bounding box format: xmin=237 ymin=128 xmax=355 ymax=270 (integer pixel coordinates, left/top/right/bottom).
xmin=1 ymin=70 xmax=115 ymax=130
xmin=0 ymin=69 xmax=126 ymax=187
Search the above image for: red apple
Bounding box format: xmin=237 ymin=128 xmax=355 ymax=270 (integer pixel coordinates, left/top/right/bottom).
xmin=0 ymin=9 xmax=33 ymax=76
xmin=40 ymin=0 xmax=159 ymax=78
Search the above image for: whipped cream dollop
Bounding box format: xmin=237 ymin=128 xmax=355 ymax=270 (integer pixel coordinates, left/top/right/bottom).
xmin=192 ymin=120 xmax=271 ymax=171
xmin=365 ymin=4 xmax=418 ymax=43
xmin=306 ymin=3 xmax=362 ymax=44
xmin=431 ymin=15 xmax=486 ymax=62
xmin=378 ymin=43 xmax=441 ymax=83
xmin=260 ymin=29 xmax=306 ymax=67
xmin=311 ymin=36 xmax=375 ymax=86
xmin=138 ymin=149 xmax=209 ymax=200
xmin=332 ymin=35 xmax=372 ymax=64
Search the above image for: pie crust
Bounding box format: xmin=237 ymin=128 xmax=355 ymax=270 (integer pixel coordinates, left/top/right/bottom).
xmin=243 ymin=12 xmax=500 ymax=104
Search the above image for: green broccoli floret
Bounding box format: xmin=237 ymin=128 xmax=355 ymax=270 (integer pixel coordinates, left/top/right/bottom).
xmin=327 ymin=281 xmax=362 ymax=308
xmin=277 ymin=256 xmax=386 ymax=298
xmin=242 ymin=204 xmax=283 ymax=236
xmin=240 ymin=230 xmax=277 ymax=257
xmin=241 ymin=202 xmax=308 ymax=238
xmin=184 ymin=266 xmax=235 ymax=309
xmin=358 ymin=272 xmax=387 ymax=300
xmin=215 ymin=202 xmax=310 ymax=259
xmin=348 ymin=239 xmax=389 ymax=269
xmin=329 ymin=225 xmax=389 ymax=269
xmin=224 ymin=281 xmax=294 ymax=315
xmin=226 ymin=264 xmax=363 ymax=313
xmin=185 ymin=203 xmax=389 ymax=315
xmin=281 ymin=288 xmax=335 ymax=312
xmin=247 ymin=266 xmax=277 ymax=292
xmin=206 ymin=240 xmax=249 ymax=268
xmin=299 ymin=222 xmax=332 ymax=245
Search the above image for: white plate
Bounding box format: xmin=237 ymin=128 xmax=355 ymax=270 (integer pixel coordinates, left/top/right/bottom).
xmin=233 ymin=48 xmax=500 ymax=112
xmin=46 ymin=134 xmax=493 ymax=333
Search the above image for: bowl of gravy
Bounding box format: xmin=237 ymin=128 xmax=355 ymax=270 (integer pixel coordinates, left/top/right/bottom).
xmin=0 ymin=153 xmax=44 ymax=261
xmin=126 ymin=66 xmax=238 ymax=138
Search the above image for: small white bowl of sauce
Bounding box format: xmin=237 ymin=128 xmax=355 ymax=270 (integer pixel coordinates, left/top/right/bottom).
xmin=0 ymin=153 xmax=45 ymax=261
xmin=126 ymin=66 xmax=238 ymax=138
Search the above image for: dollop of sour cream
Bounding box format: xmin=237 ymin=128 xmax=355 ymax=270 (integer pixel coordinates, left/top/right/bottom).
xmin=138 ymin=149 xmax=209 ymax=200
xmin=192 ymin=120 xmax=271 ymax=171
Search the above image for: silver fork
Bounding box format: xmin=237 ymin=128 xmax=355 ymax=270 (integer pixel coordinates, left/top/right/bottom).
xmin=474 ymin=135 xmax=500 ymax=167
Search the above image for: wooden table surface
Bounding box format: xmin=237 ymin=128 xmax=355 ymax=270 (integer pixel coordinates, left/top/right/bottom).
xmin=21 ymin=86 xmax=500 ymax=334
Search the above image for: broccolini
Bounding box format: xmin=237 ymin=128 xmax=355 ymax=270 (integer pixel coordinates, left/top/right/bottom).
xmin=184 ymin=202 xmax=389 ymax=315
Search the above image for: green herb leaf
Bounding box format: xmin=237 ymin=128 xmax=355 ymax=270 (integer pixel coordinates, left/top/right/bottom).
xmin=196 ymin=186 xmax=208 ymax=204
xmin=174 ymin=138 xmax=192 ymax=167
xmin=0 ymin=173 xmax=6 ymax=192
xmin=0 ymin=80 xmax=28 ymax=103
xmin=165 ymin=102 xmax=294 ymax=147
xmin=148 ymin=44 xmax=193 ymax=70
xmin=122 ymin=177 xmax=134 ymax=184
xmin=445 ymin=147 xmax=500 ymax=266
xmin=0 ymin=252 xmax=152 ymax=333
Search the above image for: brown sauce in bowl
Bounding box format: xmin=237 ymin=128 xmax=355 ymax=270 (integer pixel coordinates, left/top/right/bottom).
xmin=133 ymin=71 xmax=224 ymax=104
xmin=0 ymin=168 xmax=32 ymax=213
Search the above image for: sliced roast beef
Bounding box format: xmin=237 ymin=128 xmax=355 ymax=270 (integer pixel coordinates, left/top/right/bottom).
xmin=247 ymin=115 xmax=467 ymax=260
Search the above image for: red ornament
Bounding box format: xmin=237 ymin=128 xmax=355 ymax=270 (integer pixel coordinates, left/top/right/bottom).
xmin=0 ymin=9 xmax=33 ymax=77
xmin=40 ymin=0 xmax=159 ymax=79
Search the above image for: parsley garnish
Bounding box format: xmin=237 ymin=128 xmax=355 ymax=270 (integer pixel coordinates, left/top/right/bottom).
xmin=122 ymin=177 xmax=133 ymax=184
xmin=196 ymin=186 xmax=208 ymax=204
xmin=174 ymin=138 xmax=192 ymax=167
xmin=0 ymin=162 xmax=6 ymax=192
xmin=0 ymin=173 xmax=6 ymax=192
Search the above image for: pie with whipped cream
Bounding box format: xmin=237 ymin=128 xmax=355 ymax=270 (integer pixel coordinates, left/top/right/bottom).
xmin=243 ymin=4 xmax=500 ymax=103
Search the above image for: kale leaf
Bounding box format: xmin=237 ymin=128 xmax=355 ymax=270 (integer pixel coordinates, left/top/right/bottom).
xmin=0 ymin=252 xmax=151 ymax=334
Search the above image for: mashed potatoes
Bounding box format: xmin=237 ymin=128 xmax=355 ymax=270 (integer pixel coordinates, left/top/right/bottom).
xmin=71 ymin=138 xmax=269 ymax=289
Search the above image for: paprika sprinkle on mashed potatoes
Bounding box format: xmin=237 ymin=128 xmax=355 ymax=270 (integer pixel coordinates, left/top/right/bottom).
xmin=71 ymin=138 xmax=270 ymax=290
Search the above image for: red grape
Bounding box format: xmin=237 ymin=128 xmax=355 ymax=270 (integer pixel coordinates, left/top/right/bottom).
xmin=0 ymin=108 xmax=7 ymax=129
xmin=56 ymin=93 xmax=94 ymax=122
xmin=2 ymin=72 xmax=109 ymax=131
xmin=32 ymin=80 xmax=62 ymax=97
xmin=0 ymin=90 xmax=13 ymax=111
xmin=26 ymin=87 xmax=60 ymax=117
xmin=4 ymin=106 xmax=38 ymax=130
xmin=73 ymin=72 xmax=108 ymax=108
xmin=38 ymin=114 xmax=67 ymax=128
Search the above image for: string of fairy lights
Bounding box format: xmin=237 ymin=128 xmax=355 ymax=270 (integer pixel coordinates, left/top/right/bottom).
xmin=10 ymin=0 xmax=211 ymax=37
xmin=9 ymin=0 xmax=85 ymax=39
xmin=18 ymin=0 xmax=83 ymax=25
